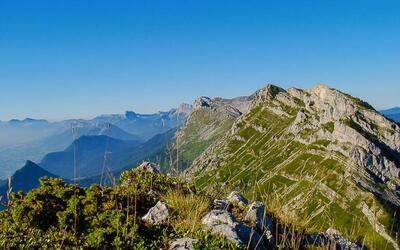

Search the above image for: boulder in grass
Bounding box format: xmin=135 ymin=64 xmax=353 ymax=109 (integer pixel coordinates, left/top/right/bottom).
xmin=169 ymin=238 xmax=198 ymax=250
xmin=201 ymin=209 xmax=267 ymax=249
xmin=201 ymin=209 xmax=243 ymax=245
xmin=142 ymin=201 xmax=170 ymax=225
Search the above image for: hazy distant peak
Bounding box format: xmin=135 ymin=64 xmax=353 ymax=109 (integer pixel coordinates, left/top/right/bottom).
xmin=8 ymin=118 xmax=48 ymax=123
xmin=125 ymin=111 xmax=138 ymax=120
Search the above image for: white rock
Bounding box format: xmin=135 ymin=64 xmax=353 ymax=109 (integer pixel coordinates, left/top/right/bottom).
xmin=201 ymin=210 xmax=243 ymax=245
xmin=193 ymin=97 xmax=212 ymax=110
xmin=201 ymin=209 xmax=267 ymax=249
xmin=169 ymin=238 xmax=198 ymax=250
xmin=142 ymin=201 xmax=169 ymax=225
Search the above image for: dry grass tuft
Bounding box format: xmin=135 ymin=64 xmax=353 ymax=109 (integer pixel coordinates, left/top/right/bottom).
xmin=165 ymin=190 xmax=211 ymax=232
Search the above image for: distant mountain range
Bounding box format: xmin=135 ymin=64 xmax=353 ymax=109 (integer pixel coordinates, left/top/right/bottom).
xmin=39 ymin=135 xmax=141 ymax=179
xmin=0 ymin=103 xmax=192 ymax=143
xmin=77 ymin=128 xmax=176 ymax=187
xmin=0 ymin=118 xmax=67 ymax=148
xmin=0 ymin=123 xmax=140 ymax=178
xmin=0 ymin=127 xmax=176 ymax=199
xmin=381 ymin=107 xmax=400 ymax=123
xmin=0 ymin=104 xmax=192 ymax=178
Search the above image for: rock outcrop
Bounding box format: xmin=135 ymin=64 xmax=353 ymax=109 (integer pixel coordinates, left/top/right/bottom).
xmin=142 ymin=201 xmax=170 ymax=225
xmin=201 ymin=210 xmax=266 ymax=249
xmin=201 ymin=192 xmax=270 ymax=249
xmin=192 ymin=95 xmax=254 ymax=118
xmin=201 ymin=191 xmax=365 ymax=250
xmin=201 ymin=209 xmax=244 ymax=245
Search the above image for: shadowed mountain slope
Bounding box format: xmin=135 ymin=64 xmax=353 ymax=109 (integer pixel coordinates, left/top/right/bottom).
xmin=40 ymin=135 xmax=140 ymax=179
xmin=0 ymin=160 xmax=57 ymax=208
xmin=77 ymin=128 xmax=176 ymax=186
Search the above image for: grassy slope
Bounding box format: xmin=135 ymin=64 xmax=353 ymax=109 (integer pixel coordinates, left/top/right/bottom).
xmin=192 ymin=104 xmax=399 ymax=250
xmin=162 ymin=108 xmax=236 ymax=173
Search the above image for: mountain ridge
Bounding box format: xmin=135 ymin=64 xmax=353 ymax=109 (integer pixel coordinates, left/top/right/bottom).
xmin=184 ymin=83 xmax=400 ymax=249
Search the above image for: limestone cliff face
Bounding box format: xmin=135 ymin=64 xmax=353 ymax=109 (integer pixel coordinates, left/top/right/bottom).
xmin=190 ymin=84 xmax=400 ymax=189
xmin=186 ymin=84 xmax=400 ymax=249
xmin=226 ymin=84 xmax=400 ymax=191
xmin=288 ymin=84 xmax=399 ymax=189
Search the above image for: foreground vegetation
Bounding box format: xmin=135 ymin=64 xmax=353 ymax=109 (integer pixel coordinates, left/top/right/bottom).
xmin=0 ymin=168 xmax=240 ymax=249
xmin=2 ymin=162 xmax=398 ymax=249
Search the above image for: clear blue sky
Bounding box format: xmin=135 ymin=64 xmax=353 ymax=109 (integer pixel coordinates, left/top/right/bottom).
xmin=0 ymin=1 xmax=399 ymax=121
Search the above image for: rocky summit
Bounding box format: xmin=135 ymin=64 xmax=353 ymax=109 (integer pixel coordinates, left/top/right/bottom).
xmin=186 ymin=84 xmax=400 ymax=249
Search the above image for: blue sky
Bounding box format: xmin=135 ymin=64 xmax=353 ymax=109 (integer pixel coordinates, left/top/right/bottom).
xmin=0 ymin=1 xmax=399 ymax=120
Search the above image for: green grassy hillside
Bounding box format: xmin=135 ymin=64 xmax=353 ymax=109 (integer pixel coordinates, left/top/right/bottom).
xmin=188 ymin=85 xmax=400 ymax=249
xmin=161 ymin=96 xmax=251 ymax=174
